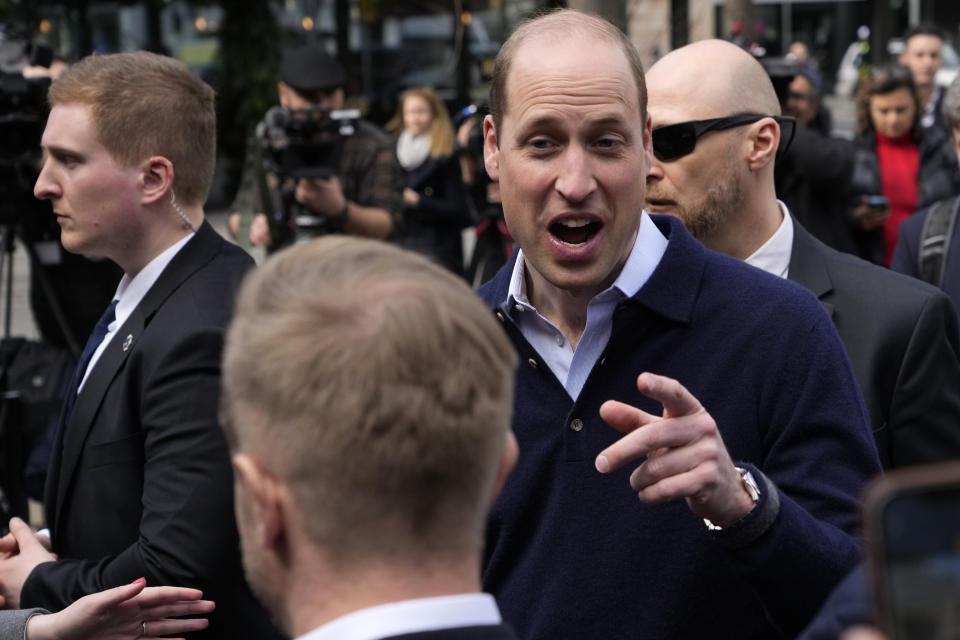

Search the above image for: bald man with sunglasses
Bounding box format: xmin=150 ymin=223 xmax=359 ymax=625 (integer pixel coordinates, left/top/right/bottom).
xmin=646 ymin=39 xmax=960 ymax=469
xmin=476 ymin=11 xmax=881 ymax=639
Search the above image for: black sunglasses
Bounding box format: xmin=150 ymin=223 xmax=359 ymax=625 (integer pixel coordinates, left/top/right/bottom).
xmin=651 ymin=114 xmax=796 ymax=161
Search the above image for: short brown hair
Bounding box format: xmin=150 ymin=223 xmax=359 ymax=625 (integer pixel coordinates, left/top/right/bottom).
xmin=222 ymin=237 xmax=517 ymax=566
xmin=489 ymin=9 xmax=647 ymax=139
xmin=49 ymin=51 xmax=216 ymax=206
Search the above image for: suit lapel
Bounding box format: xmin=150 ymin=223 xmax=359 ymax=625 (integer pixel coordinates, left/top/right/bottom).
xmin=50 ymin=222 xmax=222 ymax=535
xmin=787 ymin=218 xmax=835 ymax=319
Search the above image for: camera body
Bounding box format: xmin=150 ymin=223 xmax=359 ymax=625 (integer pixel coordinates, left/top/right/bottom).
xmin=258 ymin=105 xmax=360 ymax=248
xmin=0 ymin=24 xmax=53 ymax=229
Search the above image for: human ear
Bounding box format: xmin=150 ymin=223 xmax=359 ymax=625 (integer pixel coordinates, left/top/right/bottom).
xmin=483 ymin=115 xmax=500 ymax=182
xmin=233 ymin=454 xmax=287 ymax=552
xmin=746 ymin=118 xmax=780 ymax=171
xmin=139 ymin=156 xmax=174 ymax=206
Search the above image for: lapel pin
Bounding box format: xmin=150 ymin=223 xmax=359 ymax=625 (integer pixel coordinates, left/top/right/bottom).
xmin=122 ymin=334 xmax=134 ymax=352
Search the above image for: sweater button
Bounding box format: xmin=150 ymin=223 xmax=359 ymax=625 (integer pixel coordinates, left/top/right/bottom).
xmin=496 ymin=311 xmax=505 ymax=323
xmin=570 ymin=418 xmax=584 ymax=432
xmin=527 ymin=358 xmax=538 ymax=369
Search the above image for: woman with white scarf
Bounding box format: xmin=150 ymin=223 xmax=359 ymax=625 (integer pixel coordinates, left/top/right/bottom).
xmin=387 ymin=88 xmax=469 ymax=275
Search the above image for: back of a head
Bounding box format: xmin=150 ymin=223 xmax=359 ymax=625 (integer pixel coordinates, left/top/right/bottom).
xmin=222 ymin=238 xmax=517 ymax=567
xmin=49 ymin=51 xmax=216 ymax=206
xmin=488 ymin=8 xmax=647 ymax=136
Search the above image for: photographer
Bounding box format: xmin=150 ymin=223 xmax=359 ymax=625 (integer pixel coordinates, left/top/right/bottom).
xmin=229 ymin=44 xmax=404 ymax=250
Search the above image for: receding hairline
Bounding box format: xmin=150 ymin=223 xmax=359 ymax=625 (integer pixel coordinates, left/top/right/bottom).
xmin=490 ymin=9 xmax=647 ymax=134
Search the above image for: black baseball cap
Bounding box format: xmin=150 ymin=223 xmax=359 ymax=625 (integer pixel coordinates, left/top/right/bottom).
xmin=279 ymin=43 xmax=345 ymax=93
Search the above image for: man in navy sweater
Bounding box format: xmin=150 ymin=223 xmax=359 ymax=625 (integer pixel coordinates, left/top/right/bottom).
xmin=477 ymin=9 xmax=881 ymax=639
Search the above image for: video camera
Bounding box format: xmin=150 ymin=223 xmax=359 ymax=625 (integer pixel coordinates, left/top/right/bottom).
xmin=258 ymin=105 xmax=360 ymax=248
xmin=0 ymin=24 xmax=53 ymax=228
xmin=758 ymin=56 xmax=802 ymax=107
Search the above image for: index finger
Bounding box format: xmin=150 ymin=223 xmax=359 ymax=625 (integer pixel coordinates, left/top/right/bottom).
xmin=636 ymin=373 xmax=703 ymax=418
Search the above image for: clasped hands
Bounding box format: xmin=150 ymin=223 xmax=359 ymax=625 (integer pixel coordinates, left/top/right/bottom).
xmin=596 ymin=372 xmax=756 ymax=528
xmin=0 ymin=517 xmax=56 ymax=609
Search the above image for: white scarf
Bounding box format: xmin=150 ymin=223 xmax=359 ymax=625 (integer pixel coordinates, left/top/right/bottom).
xmin=396 ymin=130 xmax=432 ymax=170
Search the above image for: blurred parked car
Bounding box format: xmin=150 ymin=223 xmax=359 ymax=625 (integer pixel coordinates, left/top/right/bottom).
xmin=834 ymin=39 xmax=959 ymax=98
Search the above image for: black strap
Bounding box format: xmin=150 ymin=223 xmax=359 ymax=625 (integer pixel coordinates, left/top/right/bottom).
xmin=919 ymin=195 xmax=960 ymax=288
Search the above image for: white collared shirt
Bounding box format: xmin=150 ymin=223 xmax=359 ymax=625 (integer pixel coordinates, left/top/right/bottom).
xmin=77 ymin=232 xmax=195 ymax=393
xmin=744 ymin=201 xmax=794 ymax=279
xmin=295 ymin=593 xmax=502 ymax=640
xmin=505 ymin=211 xmax=669 ymax=400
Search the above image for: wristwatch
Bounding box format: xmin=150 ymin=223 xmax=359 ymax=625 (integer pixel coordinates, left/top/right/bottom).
xmin=704 ymin=466 xmax=760 ymax=531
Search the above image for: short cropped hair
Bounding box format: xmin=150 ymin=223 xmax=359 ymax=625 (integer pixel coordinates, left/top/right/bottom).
xmin=903 ymin=23 xmax=945 ymax=44
xmin=48 ymin=51 xmax=216 ymax=206
xmin=222 ymin=237 xmax=517 ymax=566
xmin=489 ymin=9 xmax=647 ymax=139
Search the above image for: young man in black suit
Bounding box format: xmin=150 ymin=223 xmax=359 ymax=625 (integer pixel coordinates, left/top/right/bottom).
xmin=645 ymin=39 xmax=960 ymax=468
xmin=0 ymin=51 xmax=280 ymax=639
xmin=221 ymin=237 xmax=519 ymax=640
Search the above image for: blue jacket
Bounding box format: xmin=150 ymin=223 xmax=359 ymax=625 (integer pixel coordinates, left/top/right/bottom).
xmin=477 ymin=215 xmax=882 ymax=639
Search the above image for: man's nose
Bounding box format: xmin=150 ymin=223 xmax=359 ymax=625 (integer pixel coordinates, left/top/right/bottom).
xmin=34 ymin=162 xmax=58 ymax=201
xmin=647 ymin=155 xmax=664 ymax=182
xmin=555 ymin=145 xmax=597 ymax=203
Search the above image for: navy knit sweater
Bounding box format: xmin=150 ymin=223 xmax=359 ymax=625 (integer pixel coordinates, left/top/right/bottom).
xmin=477 ymin=215 xmax=881 ymax=639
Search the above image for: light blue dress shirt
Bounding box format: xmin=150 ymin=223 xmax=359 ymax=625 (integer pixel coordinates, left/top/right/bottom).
xmin=505 ymin=211 xmax=669 ymax=399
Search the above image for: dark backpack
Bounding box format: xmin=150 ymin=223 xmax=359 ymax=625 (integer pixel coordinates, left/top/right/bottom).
xmin=919 ymin=195 xmax=960 ymax=288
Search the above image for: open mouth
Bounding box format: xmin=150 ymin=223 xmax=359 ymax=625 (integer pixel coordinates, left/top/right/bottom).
xmin=549 ymin=218 xmax=602 ymax=247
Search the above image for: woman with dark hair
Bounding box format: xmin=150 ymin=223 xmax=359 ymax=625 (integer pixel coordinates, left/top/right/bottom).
xmin=850 ymin=64 xmax=960 ymax=265
xmin=386 ymin=88 xmax=469 ymax=275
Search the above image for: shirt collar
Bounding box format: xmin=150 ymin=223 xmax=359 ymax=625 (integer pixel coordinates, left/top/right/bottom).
xmin=506 ymin=210 xmax=669 ymax=310
xmin=295 ymin=594 xmax=502 ymax=640
xmin=744 ymin=201 xmax=793 ymax=279
xmin=112 ymin=232 xmax=195 ymax=328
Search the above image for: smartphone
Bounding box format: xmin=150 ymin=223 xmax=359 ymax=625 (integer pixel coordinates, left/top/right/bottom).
xmin=866 ymin=195 xmax=890 ymax=208
xmin=864 ymin=464 xmax=960 ymax=639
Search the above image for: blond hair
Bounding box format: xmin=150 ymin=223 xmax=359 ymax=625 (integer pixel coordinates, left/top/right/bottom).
xmin=222 ymin=237 xmax=517 ymax=565
xmin=386 ymin=87 xmax=456 ymax=157
xmin=48 ymin=51 xmax=216 ymax=206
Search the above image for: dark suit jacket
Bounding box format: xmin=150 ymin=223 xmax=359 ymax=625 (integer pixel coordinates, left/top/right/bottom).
xmin=788 ymin=220 xmax=960 ymax=468
xmin=402 ymin=153 xmax=469 ymax=275
xmin=20 ymin=222 xmax=282 ymax=640
xmin=382 ymin=625 xmax=518 ymax=640
xmin=891 ymin=202 xmax=960 ymax=330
